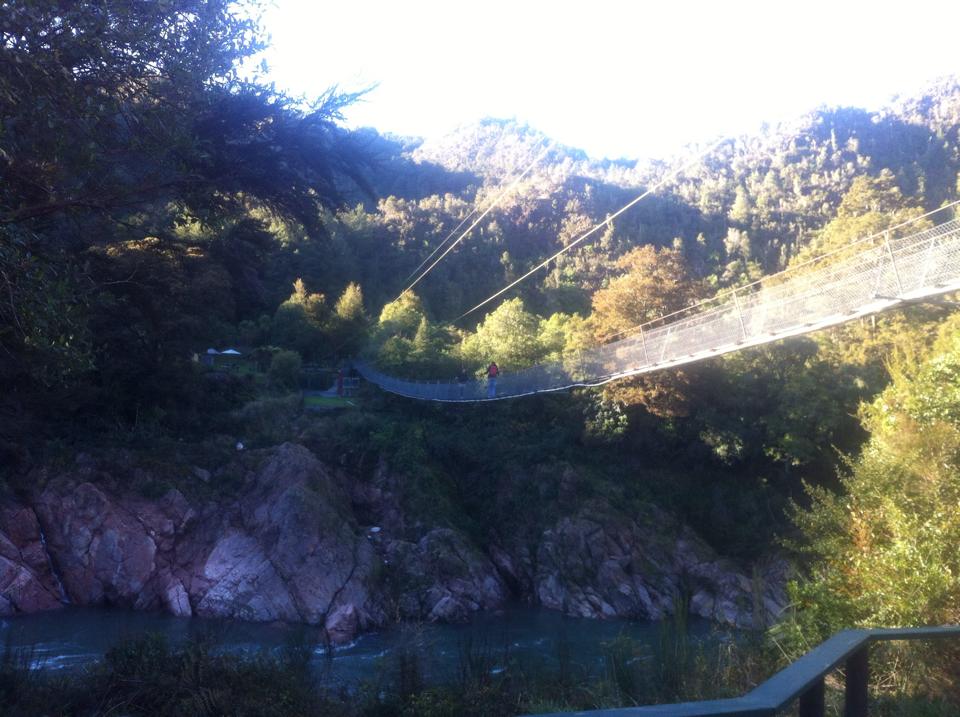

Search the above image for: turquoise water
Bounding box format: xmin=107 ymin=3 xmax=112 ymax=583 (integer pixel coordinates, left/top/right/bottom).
xmin=0 ymin=606 xmax=715 ymax=686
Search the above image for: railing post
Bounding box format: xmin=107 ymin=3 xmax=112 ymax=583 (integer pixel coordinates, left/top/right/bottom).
xmin=732 ymin=289 xmax=748 ymax=343
xmin=869 ymin=237 xmax=887 ymax=299
xmin=658 ymin=325 xmax=673 ymax=362
xmin=798 ymin=677 xmax=825 ymax=717
xmin=883 ymin=230 xmax=905 ymax=297
xmin=917 ymin=232 xmax=939 ymax=288
xmin=639 ymin=324 xmax=650 ymax=365
xmin=844 ymin=645 xmax=869 ymax=717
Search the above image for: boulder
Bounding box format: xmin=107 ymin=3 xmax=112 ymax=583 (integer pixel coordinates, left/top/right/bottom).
xmin=386 ymin=528 xmax=509 ymax=621
xmin=164 ymin=579 xmax=192 ymax=617
xmin=325 ymin=603 xmax=358 ymax=644
xmin=529 ymin=501 xmax=786 ymax=627
xmin=34 ymin=482 xmax=158 ymax=605
xmin=0 ymin=502 xmax=64 ymax=615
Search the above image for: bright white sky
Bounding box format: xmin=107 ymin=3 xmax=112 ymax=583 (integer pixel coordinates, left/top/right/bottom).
xmin=256 ymin=0 xmax=960 ymax=161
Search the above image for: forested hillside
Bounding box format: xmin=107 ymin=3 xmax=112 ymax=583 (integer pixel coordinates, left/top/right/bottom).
xmin=3 ymin=0 xmax=959 ymax=446
xmin=3 ymin=2 xmax=960 ymax=712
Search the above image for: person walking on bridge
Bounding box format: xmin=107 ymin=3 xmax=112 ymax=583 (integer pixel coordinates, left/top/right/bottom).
xmin=457 ymin=367 xmax=468 ymax=398
xmin=486 ymin=361 xmax=499 ymax=398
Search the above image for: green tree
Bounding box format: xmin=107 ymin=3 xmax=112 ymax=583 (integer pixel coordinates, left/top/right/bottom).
xmin=407 ymin=316 xmax=457 ymax=375
xmin=0 ymin=0 xmax=371 ymax=446
xmin=376 ymin=336 xmax=414 ymax=374
xmin=377 ymin=293 xmax=427 ymax=339
xmin=0 ymin=231 xmax=93 ymax=387
xmin=334 ymin=282 xmax=366 ymax=323
xmin=371 ymin=292 xmax=445 ymax=376
xmin=728 ymin=185 xmax=755 ymax=225
xmin=328 ymin=282 xmax=368 ymax=356
xmin=698 ymin=340 xmax=866 ymax=471
xmin=271 ymin=279 xmax=328 ymax=359
xmin=538 ymin=312 xmax=590 ymax=362
xmin=461 ymin=298 xmax=545 ymax=371
xmin=788 ymin=172 xmax=925 ymax=269
xmin=0 ymin=1 xmax=370 ymax=232
xmin=268 ymin=349 xmax=302 ymax=390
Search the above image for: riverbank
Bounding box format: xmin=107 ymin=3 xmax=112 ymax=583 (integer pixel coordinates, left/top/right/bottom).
xmin=4 ymin=605 xmax=957 ymax=717
xmin=1 ymin=604 xmax=766 ymax=716
xmin=0 ymin=604 xmax=714 ymax=679
xmin=1 ymin=441 xmax=787 ymax=643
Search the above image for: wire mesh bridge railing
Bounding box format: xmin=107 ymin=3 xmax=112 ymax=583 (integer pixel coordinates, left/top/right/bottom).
xmin=356 ymin=216 xmax=960 ymax=402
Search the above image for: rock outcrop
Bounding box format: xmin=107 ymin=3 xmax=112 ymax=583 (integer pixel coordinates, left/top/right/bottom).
xmin=386 ymin=528 xmax=509 ymax=622
xmin=0 ymin=501 xmax=63 ymax=615
xmin=0 ymin=445 xmax=787 ymax=639
xmin=528 ymin=502 xmax=786 ymax=628
xmin=23 ymin=444 xmax=391 ymax=642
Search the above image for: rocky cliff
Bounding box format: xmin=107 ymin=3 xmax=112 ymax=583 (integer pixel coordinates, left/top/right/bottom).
xmin=0 ymin=443 xmax=786 ymax=642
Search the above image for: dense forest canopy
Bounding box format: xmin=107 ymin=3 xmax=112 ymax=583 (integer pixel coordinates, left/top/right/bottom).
xmin=1 ymin=0 xmax=959 ymax=465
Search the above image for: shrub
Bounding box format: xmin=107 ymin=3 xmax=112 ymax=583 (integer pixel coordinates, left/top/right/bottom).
xmin=231 ymin=393 xmax=302 ymax=446
xmin=269 ymin=350 xmax=303 ymax=389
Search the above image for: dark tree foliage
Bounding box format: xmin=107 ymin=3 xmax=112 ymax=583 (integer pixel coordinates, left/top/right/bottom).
xmin=0 ymin=0 xmax=372 ymax=461
xmin=0 ymin=0 xmax=369 ymax=232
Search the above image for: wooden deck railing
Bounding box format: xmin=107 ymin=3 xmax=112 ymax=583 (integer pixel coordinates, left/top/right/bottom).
xmin=523 ymin=626 xmax=960 ymax=717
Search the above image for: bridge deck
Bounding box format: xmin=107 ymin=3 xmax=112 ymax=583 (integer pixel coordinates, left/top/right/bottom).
xmin=357 ymin=218 xmax=960 ymax=402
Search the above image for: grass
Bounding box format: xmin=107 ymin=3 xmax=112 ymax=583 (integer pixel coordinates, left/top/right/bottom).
xmin=304 ymin=395 xmax=357 ymax=410
xmin=2 ymin=625 xmax=957 ymax=717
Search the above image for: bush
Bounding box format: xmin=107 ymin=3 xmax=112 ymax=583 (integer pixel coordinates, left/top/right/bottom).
xmin=231 ymin=393 xmax=302 ymax=446
xmin=269 ymin=350 xmax=303 ymax=389
xmin=786 ymin=320 xmax=960 ymax=703
xmin=1 ymin=634 xmax=342 ymax=717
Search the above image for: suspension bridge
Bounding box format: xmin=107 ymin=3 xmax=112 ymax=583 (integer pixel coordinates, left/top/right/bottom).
xmin=356 ymin=214 xmax=960 ymax=402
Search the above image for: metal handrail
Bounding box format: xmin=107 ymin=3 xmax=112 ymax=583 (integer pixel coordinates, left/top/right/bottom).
xmin=523 ymin=626 xmax=960 ymax=717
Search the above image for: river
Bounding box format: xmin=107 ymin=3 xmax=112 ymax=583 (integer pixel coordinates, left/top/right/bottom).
xmin=1 ymin=606 xmax=716 ymax=687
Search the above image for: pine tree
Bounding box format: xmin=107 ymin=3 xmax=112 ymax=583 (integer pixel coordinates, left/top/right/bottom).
xmin=335 ymin=283 xmax=367 ymax=322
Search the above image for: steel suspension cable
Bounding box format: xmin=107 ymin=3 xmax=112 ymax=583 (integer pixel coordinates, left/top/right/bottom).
xmin=402 ymin=140 xmax=563 ymax=284
xmin=402 ymin=206 xmax=479 ymax=285
xmin=395 ymin=139 xmax=554 ymax=301
xmin=455 ymin=135 xmax=731 ymax=322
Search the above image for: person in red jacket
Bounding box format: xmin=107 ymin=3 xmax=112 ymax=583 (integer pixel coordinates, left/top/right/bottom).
xmin=486 ymin=361 xmax=499 ymax=398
